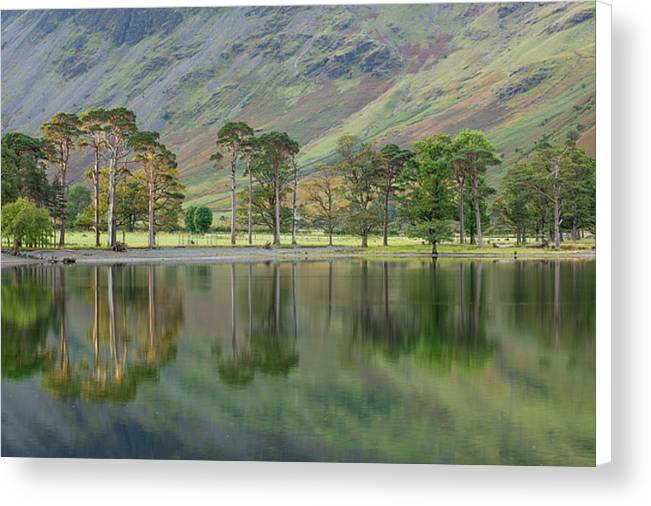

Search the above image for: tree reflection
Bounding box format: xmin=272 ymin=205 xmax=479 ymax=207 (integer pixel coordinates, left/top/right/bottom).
xmin=1 ymin=267 xmax=56 ymax=379
xmin=347 ymin=260 xmax=495 ymax=371
xmin=36 ymin=265 xmax=184 ymax=404
xmin=217 ymin=263 xmax=299 ymax=387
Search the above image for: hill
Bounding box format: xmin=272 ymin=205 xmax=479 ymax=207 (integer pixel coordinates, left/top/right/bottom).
xmin=1 ymin=2 xmax=596 ymax=210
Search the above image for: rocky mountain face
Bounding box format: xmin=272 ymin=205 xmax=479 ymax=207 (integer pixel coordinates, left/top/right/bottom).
xmin=1 ymin=3 xmax=596 ymax=208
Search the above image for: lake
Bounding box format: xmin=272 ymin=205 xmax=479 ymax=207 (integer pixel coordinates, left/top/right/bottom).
xmin=1 ymin=259 xmax=595 ymax=465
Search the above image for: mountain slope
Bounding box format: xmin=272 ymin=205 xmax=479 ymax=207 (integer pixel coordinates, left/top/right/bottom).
xmin=1 ymin=3 xmax=596 ymax=210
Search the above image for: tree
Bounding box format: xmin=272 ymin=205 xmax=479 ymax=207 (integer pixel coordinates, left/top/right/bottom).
xmin=562 ymin=147 xmax=596 ymax=239
xmin=184 ymin=206 xmax=198 ymax=232
xmin=302 ymin=166 xmax=345 ymax=246
xmin=130 ymin=131 xmax=185 ymax=248
xmin=400 ymin=134 xmax=455 ymax=255
xmin=255 ymin=132 xmax=300 ymax=245
xmin=210 ymin=122 xmax=254 ymax=245
xmin=379 ymin=144 xmax=413 ymax=246
xmin=452 ymin=130 xmax=500 ymax=248
xmin=79 ymin=108 xmax=109 ymax=247
xmin=518 ymin=144 xmax=566 ymax=250
xmin=493 ymin=165 xmax=537 ymax=245
xmin=336 ymin=135 xmax=382 ymax=247
xmin=41 ymin=112 xmax=81 ymax=247
xmin=463 ymin=176 xmax=494 ymax=245
xmin=1 ymin=197 xmax=53 ymax=253
xmin=193 ymin=206 xmax=213 ymax=233
xmin=1 ymin=132 xmax=51 ymax=207
xmin=65 ymin=184 xmax=92 ymax=228
xmin=103 ymin=108 xmax=137 ymax=247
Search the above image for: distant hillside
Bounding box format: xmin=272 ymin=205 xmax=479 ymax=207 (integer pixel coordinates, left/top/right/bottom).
xmin=1 ymin=3 xmax=596 ymax=210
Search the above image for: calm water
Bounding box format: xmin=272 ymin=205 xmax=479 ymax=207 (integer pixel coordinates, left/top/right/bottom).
xmin=1 ymin=259 xmax=595 ymax=465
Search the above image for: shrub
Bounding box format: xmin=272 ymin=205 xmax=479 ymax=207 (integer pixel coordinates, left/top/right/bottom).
xmin=184 ymin=205 xmax=197 ymax=232
xmin=1 ymin=197 xmax=53 ymax=253
xmin=193 ymin=206 xmax=213 ymax=234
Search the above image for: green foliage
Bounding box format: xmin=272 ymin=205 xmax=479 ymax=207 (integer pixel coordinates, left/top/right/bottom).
xmin=493 ymin=143 xmax=596 ymax=245
xmin=193 ymin=206 xmax=213 ymax=233
xmin=184 ymin=206 xmax=198 ymax=232
xmin=336 ymin=135 xmax=384 ymax=247
xmin=252 ymin=131 xmax=300 ymax=243
xmin=1 ymin=197 xmax=53 ymax=252
xmin=130 ymin=131 xmax=185 ymax=243
xmin=41 ymin=112 xmax=81 ymax=165
xmin=1 ymin=132 xmax=51 ymax=207
xmin=66 ymin=184 xmax=92 ymax=226
xmin=400 ymin=134 xmax=455 ymax=253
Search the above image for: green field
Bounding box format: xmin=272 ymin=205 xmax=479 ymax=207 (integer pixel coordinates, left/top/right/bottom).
xmin=28 ymin=230 xmax=595 ymax=256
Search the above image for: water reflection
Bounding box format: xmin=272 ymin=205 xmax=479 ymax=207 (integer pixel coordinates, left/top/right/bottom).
xmin=341 ymin=260 xmax=494 ymax=371
xmin=215 ymin=263 xmax=299 ymax=386
xmin=2 ymin=265 xmax=184 ymax=404
xmin=1 ymin=260 xmax=595 ymax=464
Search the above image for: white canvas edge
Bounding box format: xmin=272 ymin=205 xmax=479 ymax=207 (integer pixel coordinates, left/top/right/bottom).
xmin=596 ymin=0 xmax=612 ymax=467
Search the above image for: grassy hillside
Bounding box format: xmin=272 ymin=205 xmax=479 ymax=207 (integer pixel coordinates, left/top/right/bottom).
xmin=1 ymin=2 xmax=596 ymax=210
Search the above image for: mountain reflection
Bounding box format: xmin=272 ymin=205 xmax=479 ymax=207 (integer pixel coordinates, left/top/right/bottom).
xmin=2 ymin=265 xmax=183 ymax=404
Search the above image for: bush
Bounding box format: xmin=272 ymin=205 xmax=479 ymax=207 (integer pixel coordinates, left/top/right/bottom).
xmin=193 ymin=206 xmax=213 ymax=234
xmin=1 ymin=197 xmax=53 ymax=253
xmin=184 ymin=206 xmax=197 ymax=232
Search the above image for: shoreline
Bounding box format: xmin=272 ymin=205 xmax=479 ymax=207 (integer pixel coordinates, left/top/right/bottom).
xmin=1 ymin=246 xmax=596 ymax=267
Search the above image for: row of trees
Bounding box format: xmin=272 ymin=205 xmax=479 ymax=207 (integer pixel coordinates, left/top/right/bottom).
xmin=1 ymin=108 xmax=185 ymax=249
xmin=205 ymin=122 xmax=594 ymax=252
xmin=208 ymin=124 xmax=499 ymax=250
xmin=248 ymin=130 xmax=500 ymax=251
xmin=318 ymin=131 xmax=500 ymax=253
xmin=211 ymin=127 xmax=497 ymax=251
xmin=2 ymin=111 xmax=594 ymax=252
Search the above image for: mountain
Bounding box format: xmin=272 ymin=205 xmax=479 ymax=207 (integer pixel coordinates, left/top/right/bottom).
xmin=1 ymin=2 xmax=596 ymax=210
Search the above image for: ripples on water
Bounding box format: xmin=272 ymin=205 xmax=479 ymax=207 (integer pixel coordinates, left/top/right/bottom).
xmin=1 ymin=259 xmax=595 ymax=464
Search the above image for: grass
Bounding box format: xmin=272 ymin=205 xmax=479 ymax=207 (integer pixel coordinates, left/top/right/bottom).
xmin=21 ymin=230 xmax=595 ymax=256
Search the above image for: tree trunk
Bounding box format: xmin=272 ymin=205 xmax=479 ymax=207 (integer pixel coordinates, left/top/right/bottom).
xmin=148 ymin=182 xmax=155 ymax=249
xmin=383 ymin=188 xmax=390 ymax=247
xmin=459 ymin=177 xmax=466 ymax=244
xmin=59 ymin=218 xmax=65 ymax=248
xmin=230 ymin=150 xmax=238 ymax=246
xmin=328 ymin=229 xmax=333 ymax=247
xmin=291 ymin=160 xmax=298 ymax=246
xmin=107 ymin=160 xmax=116 ymax=247
xmin=93 ymin=147 xmax=100 ymax=247
xmin=59 ymin=167 xmax=66 ymax=248
xmin=431 ymin=240 xmax=438 ymax=257
xmin=471 ymin=176 xmax=484 ymax=248
xmin=571 ymin=220 xmax=578 ymax=241
xmin=553 ymin=192 xmax=561 ymax=250
xmin=361 ymin=231 xmax=368 ymax=248
xmin=273 ymin=162 xmax=281 ymax=246
xmin=248 ymin=160 xmax=253 ymax=246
